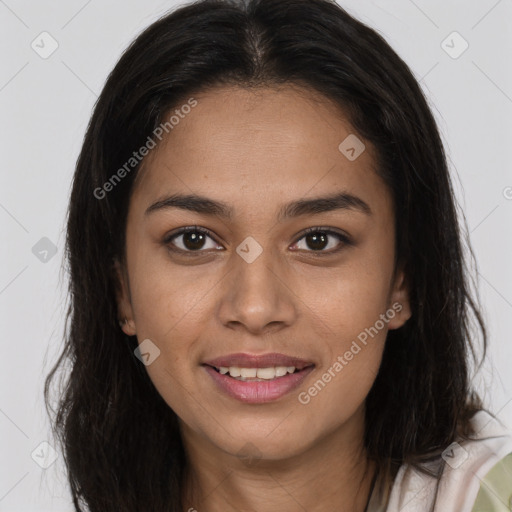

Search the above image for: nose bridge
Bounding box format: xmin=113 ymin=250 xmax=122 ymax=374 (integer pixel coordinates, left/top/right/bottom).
xmin=233 ymin=237 xmax=280 ymax=303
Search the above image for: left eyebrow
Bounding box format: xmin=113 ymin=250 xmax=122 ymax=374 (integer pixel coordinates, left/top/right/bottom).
xmin=278 ymin=191 xmax=372 ymax=219
xmin=144 ymin=191 xmax=372 ymax=220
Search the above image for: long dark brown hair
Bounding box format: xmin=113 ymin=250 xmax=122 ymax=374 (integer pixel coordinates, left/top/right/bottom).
xmin=44 ymin=0 xmax=488 ymax=510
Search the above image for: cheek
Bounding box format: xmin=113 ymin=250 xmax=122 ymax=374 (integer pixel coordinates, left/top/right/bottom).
xmin=308 ymin=259 xmax=393 ymax=340
xmin=295 ymin=258 xmax=391 ymax=416
xmin=297 ymin=317 xmax=386 ymax=434
xmin=127 ymin=263 xmax=213 ymax=403
xmin=130 ymin=254 xmax=217 ymax=339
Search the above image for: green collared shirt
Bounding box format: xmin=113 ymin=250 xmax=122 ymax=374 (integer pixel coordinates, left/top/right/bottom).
xmin=471 ymin=452 xmax=512 ymax=512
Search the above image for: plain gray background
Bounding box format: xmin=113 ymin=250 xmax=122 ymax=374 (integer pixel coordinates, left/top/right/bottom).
xmin=1 ymin=0 xmax=511 ymax=510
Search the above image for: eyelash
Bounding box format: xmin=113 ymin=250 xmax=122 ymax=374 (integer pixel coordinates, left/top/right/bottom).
xmin=163 ymin=225 xmax=352 ymax=256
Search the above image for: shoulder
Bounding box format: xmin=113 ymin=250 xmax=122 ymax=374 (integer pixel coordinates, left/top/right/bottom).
xmin=383 ymin=411 xmax=512 ymax=512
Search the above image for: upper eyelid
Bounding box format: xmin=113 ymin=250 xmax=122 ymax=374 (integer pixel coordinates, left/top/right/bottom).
xmin=165 ymin=226 xmax=350 ymax=251
xmin=293 ymin=228 xmax=351 ymax=249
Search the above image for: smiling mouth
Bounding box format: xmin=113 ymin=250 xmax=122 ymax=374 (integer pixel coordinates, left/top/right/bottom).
xmin=206 ymin=364 xmax=312 ymax=381
xmin=202 ymin=362 xmax=316 ymax=403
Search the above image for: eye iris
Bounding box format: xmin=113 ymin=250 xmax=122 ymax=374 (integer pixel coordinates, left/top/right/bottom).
xmin=176 ymin=230 xmax=334 ymax=252
xmin=183 ymin=231 xmax=206 ymax=250
xmin=306 ymin=232 xmax=328 ymax=251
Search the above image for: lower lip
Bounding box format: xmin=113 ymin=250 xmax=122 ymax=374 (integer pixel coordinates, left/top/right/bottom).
xmin=203 ymin=365 xmax=315 ymax=404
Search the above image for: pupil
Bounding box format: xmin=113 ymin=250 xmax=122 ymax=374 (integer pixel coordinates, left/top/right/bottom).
xmin=182 ymin=231 xmax=328 ymax=251
xmin=307 ymin=232 xmax=327 ymax=251
xmin=184 ymin=232 xmax=205 ymax=250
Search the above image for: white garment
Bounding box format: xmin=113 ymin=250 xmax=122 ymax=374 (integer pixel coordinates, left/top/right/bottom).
xmin=367 ymin=411 xmax=512 ymax=512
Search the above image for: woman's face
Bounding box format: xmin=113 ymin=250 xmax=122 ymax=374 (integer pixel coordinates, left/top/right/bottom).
xmin=116 ymin=84 xmax=411 ymax=462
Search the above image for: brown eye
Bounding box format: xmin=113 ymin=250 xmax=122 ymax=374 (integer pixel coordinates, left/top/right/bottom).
xmin=304 ymin=232 xmax=329 ymax=251
xmin=165 ymin=227 xmax=221 ymax=253
xmin=181 ymin=231 xmax=207 ymax=250
xmin=292 ymin=228 xmax=351 ymax=254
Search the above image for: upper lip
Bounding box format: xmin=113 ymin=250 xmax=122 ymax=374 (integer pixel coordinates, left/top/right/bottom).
xmin=203 ymin=352 xmax=315 ymax=370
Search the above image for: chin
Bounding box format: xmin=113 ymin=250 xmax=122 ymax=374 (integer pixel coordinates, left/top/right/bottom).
xmin=217 ymin=426 xmax=311 ymax=463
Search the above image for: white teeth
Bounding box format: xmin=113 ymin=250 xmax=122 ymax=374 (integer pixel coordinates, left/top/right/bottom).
xmin=240 ymin=368 xmax=257 ymax=378
xmin=275 ymin=367 xmax=288 ymax=377
xmin=228 ymin=366 xmax=241 ymax=377
xmin=256 ymin=367 xmax=276 ymax=379
xmin=216 ymin=366 xmax=298 ymax=380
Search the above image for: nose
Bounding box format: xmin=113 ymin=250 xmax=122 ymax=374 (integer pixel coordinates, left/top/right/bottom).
xmin=216 ymin=243 xmax=297 ymax=335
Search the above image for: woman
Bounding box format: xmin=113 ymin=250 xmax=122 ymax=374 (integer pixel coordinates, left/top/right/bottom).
xmin=44 ymin=0 xmax=512 ymax=510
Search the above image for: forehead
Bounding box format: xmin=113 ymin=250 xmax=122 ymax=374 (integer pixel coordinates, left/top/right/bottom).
xmin=131 ymin=84 xmax=389 ymax=220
